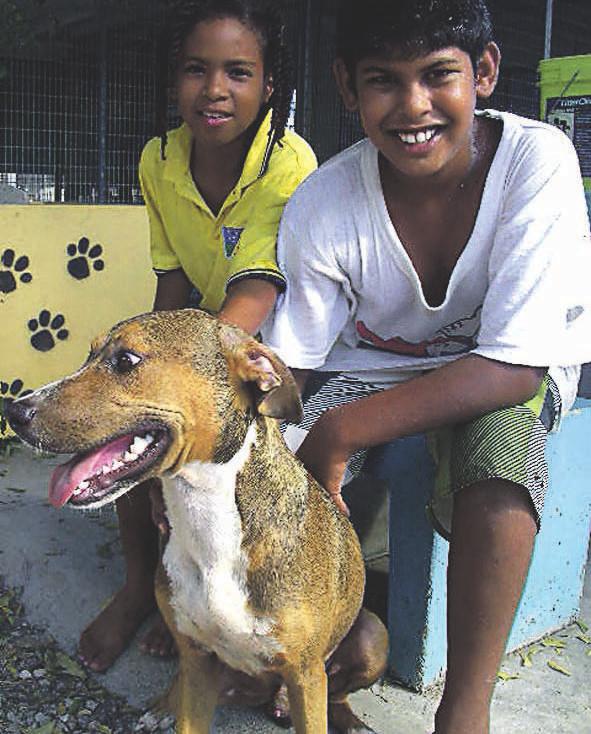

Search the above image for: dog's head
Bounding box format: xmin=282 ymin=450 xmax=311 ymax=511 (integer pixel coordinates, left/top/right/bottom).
xmin=6 ymin=309 xmax=302 ymax=510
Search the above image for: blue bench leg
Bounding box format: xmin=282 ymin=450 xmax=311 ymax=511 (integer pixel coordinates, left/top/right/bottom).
xmin=372 ymin=435 xmax=449 ymax=690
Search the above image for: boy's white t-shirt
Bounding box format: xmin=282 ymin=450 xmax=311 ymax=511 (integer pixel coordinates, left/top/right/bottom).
xmin=262 ymin=110 xmax=591 ymax=411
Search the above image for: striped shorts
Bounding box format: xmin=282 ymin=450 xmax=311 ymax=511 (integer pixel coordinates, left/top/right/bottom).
xmin=284 ymin=371 xmax=561 ymax=539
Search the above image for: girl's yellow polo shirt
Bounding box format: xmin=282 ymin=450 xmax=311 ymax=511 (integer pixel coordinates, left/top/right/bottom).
xmin=139 ymin=112 xmax=317 ymax=313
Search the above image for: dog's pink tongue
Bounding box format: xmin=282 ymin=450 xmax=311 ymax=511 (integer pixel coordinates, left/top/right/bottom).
xmin=49 ymin=460 xmax=79 ymax=508
xmin=48 ymin=434 xmax=134 ymax=508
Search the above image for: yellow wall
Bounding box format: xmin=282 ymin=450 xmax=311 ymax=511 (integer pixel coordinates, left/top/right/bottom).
xmin=1 ymin=205 xmax=156 ymax=438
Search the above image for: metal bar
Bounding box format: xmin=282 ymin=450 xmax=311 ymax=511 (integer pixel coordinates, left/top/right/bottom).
xmin=295 ymin=0 xmax=313 ymax=140
xmin=544 ymin=0 xmax=554 ymax=59
xmin=98 ymin=24 xmax=108 ymax=203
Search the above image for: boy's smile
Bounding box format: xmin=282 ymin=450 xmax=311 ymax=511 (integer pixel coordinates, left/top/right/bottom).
xmin=335 ymin=44 xmax=499 ymax=186
xmin=176 ymin=17 xmax=273 ymax=152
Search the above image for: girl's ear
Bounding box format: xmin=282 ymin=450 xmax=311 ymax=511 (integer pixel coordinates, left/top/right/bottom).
xmin=475 ymin=42 xmax=501 ymax=99
xmin=333 ymin=57 xmax=359 ymax=112
xmin=263 ymin=73 xmax=274 ymax=104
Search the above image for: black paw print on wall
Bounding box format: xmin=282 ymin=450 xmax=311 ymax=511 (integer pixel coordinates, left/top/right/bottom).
xmin=28 ymin=310 xmax=69 ymax=352
xmin=0 ymin=248 xmax=33 ymax=294
xmin=67 ymin=237 xmax=105 ymax=280
xmin=1 ymin=379 xmax=33 ymax=436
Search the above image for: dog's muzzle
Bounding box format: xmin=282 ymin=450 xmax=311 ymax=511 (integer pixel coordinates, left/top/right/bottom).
xmin=5 ymin=397 xmax=37 ymax=434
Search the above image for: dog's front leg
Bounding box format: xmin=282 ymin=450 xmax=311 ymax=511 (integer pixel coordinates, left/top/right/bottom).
xmin=155 ymin=565 xmax=221 ymax=733
xmin=283 ymin=660 xmax=328 ymax=733
xmin=175 ymin=645 xmax=222 ymax=734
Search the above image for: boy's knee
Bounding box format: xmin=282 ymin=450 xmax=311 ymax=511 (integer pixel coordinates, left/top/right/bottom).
xmin=454 ymin=479 xmax=537 ymax=527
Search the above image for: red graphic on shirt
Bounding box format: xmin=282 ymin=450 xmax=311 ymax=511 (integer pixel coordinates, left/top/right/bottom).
xmin=356 ymin=307 xmax=482 ymax=358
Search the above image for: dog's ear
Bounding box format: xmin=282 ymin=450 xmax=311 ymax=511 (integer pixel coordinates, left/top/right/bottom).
xmin=219 ymin=325 xmax=303 ymax=423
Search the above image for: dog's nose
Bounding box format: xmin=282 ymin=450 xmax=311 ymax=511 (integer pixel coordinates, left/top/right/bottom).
xmin=5 ymin=398 xmax=37 ymax=429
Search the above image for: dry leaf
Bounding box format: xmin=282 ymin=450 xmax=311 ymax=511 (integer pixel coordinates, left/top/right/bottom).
xmin=497 ymin=670 xmax=519 ymax=681
xmin=548 ymin=660 xmax=571 ymax=676
xmin=518 ymin=645 xmax=540 ymax=667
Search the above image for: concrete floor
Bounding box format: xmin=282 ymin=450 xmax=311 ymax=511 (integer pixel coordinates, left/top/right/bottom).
xmin=0 ymin=443 xmax=590 ymax=733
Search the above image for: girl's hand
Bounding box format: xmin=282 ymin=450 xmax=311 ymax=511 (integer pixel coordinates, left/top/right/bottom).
xmin=296 ymin=409 xmax=354 ymax=517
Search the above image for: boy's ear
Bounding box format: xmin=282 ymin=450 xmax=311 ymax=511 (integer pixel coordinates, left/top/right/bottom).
xmin=475 ymin=42 xmax=501 ymax=99
xmin=333 ymin=57 xmax=358 ymax=112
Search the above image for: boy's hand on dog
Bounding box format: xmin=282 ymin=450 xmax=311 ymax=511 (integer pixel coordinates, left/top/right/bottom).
xmin=149 ymin=483 xmax=170 ymax=535
xmin=296 ymin=408 xmax=353 ymax=517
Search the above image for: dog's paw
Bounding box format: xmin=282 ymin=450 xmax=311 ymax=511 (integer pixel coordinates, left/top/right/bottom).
xmin=28 ymin=310 xmax=69 ymax=352
xmin=0 ymin=248 xmax=33 ymax=294
xmin=0 ymin=379 xmax=33 ymax=436
xmin=66 ymin=237 xmax=105 ymax=280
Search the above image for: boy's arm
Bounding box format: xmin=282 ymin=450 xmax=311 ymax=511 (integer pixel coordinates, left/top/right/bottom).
xmin=218 ymin=278 xmax=279 ymax=335
xmin=291 ymin=369 xmax=311 ymax=395
xmin=298 ymin=354 xmax=545 ymax=503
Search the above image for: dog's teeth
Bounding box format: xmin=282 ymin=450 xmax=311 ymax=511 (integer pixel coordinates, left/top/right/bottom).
xmin=131 ymin=436 xmax=149 ymax=454
xmin=145 ymin=433 xmax=154 ymax=445
xmin=123 ymin=451 xmax=136 ymax=463
xmin=101 ymin=464 xmax=111 ymax=475
xmin=78 ymin=480 xmax=90 ymax=490
xmin=112 ymin=460 xmax=124 ymax=470
xmin=72 ymin=487 xmax=82 ymax=496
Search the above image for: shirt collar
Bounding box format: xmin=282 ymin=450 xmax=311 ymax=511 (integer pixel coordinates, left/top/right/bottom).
xmin=163 ymin=109 xmax=274 ymax=193
xmin=239 ymin=109 xmax=274 ymax=188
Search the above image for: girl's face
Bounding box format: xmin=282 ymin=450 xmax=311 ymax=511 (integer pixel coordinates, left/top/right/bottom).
xmin=175 ymin=17 xmax=273 ymax=151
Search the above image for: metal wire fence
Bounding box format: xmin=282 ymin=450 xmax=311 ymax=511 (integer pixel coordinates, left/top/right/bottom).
xmin=1 ymin=0 xmax=590 ymax=202
xmin=0 ymin=16 xmax=160 ymax=204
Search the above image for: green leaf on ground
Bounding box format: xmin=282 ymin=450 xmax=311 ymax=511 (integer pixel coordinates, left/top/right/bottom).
xmin=55 ymin=651 xmax=87 ymax=678
xmin=548 ymin=660 xmax=571 ymax=676
xmin=497 ymin=670 xmax=520 ymax=681
xmin=576 ymin=634 xmax=591 ymax=645
xmin=25 ymin=722 xmax=63 ymax=734
xmin=541 ymin=636 xmax=566 ymax=649
xmin=576 ymin=619 xmax=589 ymax=633
xmin=0 ymin=591 xmax=15 ymax=624
xmin=518 ymin=646 xmax=540 ymax=667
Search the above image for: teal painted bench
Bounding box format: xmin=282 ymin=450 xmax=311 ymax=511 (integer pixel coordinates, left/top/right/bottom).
xmin=369 ymin=394 xmax=591 ymax=690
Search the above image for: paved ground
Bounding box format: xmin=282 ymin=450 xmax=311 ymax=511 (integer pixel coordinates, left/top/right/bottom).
xmin=0 ymin=442 xmax=590 ymax=733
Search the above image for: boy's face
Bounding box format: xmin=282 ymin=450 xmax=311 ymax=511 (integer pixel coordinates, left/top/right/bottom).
xmin=334 ymin=43 xmax=499 ymax=183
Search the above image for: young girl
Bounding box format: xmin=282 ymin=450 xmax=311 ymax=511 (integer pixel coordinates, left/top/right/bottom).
xmin=78 ymin=0 xmax=316 ymax=673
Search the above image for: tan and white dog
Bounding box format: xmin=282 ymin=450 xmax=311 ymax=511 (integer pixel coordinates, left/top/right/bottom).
xmin=7 ymin=309 xmax=388 ymax=734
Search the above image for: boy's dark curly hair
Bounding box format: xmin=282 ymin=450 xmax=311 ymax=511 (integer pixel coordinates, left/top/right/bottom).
xmin=337 ymin=0 xmax=494 ymax=76
xmin=158 ymin=0 xmax=293 ymax=174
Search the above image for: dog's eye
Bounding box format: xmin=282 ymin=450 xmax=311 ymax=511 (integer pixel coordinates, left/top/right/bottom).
xmin=112 ymin=351 xmax=142 ymax=374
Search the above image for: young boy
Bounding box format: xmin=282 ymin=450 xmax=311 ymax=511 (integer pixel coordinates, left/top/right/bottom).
xmin=262 ymin=1 xmax=591 ymax=732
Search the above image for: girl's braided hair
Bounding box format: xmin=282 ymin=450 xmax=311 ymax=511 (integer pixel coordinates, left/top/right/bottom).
xmin=157 ymin=0 xmax=293 ymax=175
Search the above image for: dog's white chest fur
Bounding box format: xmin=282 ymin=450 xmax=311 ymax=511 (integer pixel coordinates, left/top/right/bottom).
xmin=162 ymin=422 xmax=281 ymax=675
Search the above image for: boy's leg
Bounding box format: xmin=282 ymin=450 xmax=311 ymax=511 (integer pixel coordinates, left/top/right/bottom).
xmin=432 ymin=378 xmax=558 ymax=733
xmin=78 ymin=478 xmax=163 ymax=671
xmin=434 ymin=478 xmax=536 ymax=734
